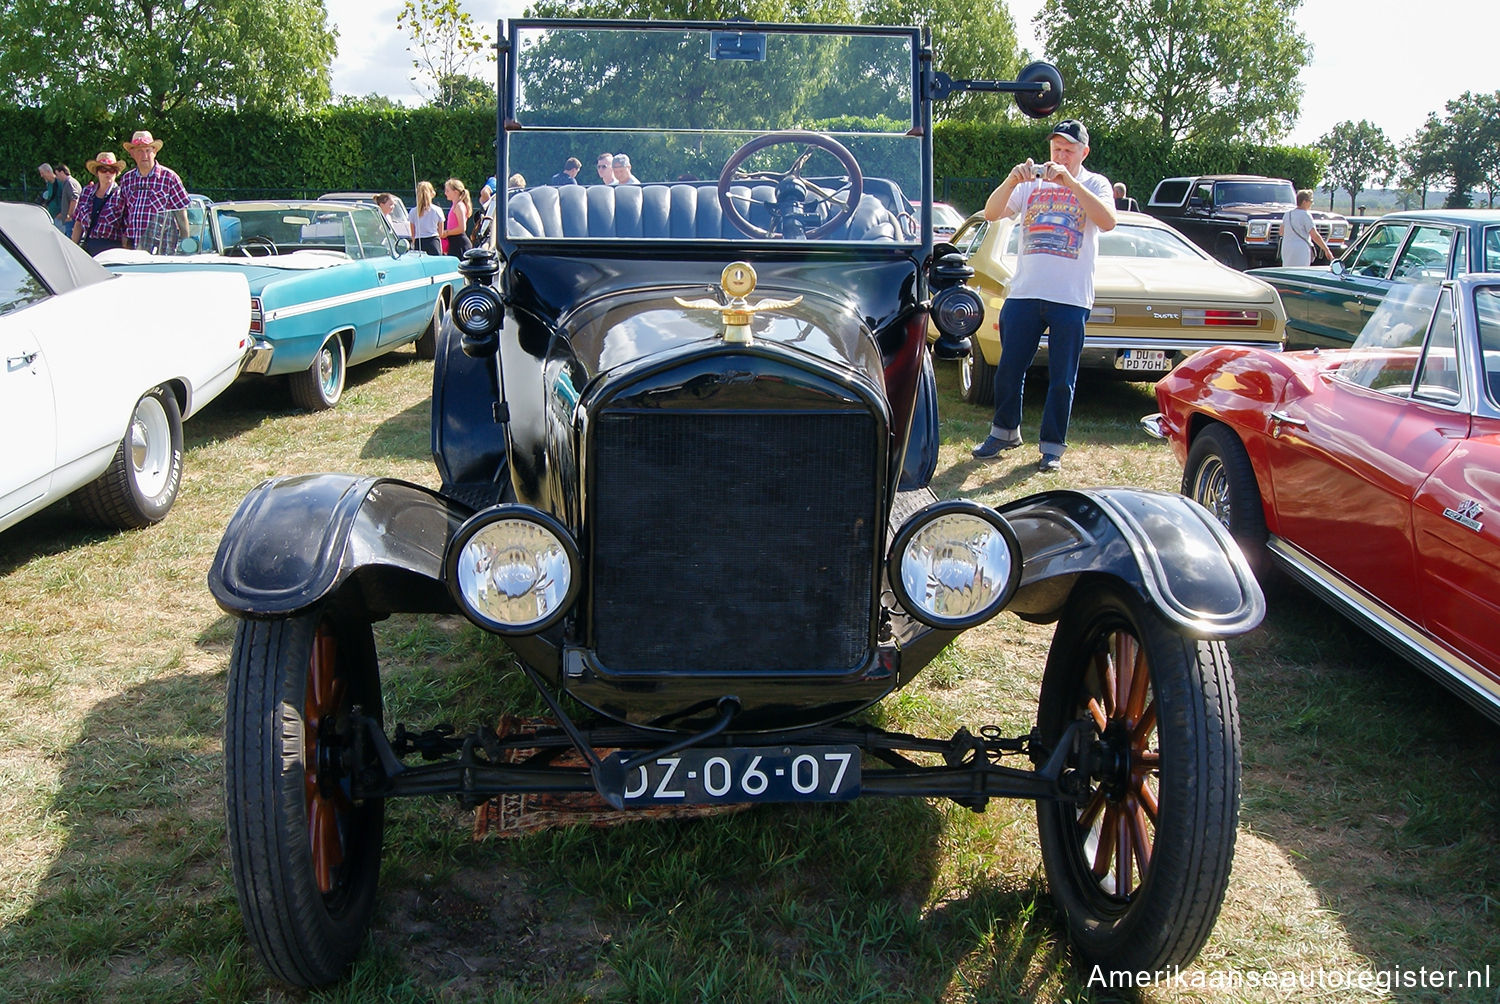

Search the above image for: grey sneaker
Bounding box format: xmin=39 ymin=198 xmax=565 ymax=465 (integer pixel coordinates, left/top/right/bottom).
xmin=972 ymin=435 xmax=1022 ymax=460
xmin=1037 ymin=453 xmax=1062 ymax=472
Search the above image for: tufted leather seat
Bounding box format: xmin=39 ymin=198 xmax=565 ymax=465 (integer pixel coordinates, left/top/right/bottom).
xmin=506 ymin=183 xmax=901 ymax=242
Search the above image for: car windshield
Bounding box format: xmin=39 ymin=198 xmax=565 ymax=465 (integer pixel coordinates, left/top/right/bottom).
xmin=1478 ymin=286 xmax=1500 ymax=406
xmin=932 ymin=203 xmax=965 ymax=230
xmin=1214 ymin=181 xmax=1296 ymax=206
xmin=208 ymin=204 xmax=396 ymax=259
xmin=503 ymin=22 xmax=922 ymax=245
xmin=1098 ymin=223 xmax=1206 ymax=260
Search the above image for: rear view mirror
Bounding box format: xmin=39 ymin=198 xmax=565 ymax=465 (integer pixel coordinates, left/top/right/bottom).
xmin=929 ymin=62 xmax=1065 ymax=120
xmin=1013 ymin=62 xmax=1064 ymax=119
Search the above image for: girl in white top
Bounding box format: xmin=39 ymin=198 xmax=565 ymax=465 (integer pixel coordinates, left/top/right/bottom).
xmin=410 ymin=180 xmax=445 ymax=255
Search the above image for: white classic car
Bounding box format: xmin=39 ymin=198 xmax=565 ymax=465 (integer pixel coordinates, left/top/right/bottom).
xmin=0 ymin=203 xmax=251 ymax=534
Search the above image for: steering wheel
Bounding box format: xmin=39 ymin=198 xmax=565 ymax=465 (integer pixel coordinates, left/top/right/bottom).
xmin=226 ymin=235 xmax=278 ymax=258
xmin=717 ymin=131 xmax=864 ymax=240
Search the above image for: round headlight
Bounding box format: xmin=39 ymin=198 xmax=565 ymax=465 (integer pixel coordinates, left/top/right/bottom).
xmin=930 ymin=285 xmax=985 ymax=339
xmin=889 ymin=501 xmax=1021 ymax=630
xmin=452 ymin=283 xmax=504 ymax=340
xmin=445 ymin=506 xmax=581 ymax=634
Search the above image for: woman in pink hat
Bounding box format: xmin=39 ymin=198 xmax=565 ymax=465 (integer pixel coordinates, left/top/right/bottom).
xmin=70 ymin=152 xmax=129 ymax=255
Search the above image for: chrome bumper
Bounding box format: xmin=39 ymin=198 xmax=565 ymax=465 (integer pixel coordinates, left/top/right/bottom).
xmin=243 ymin=339 xmax=275 ymax=375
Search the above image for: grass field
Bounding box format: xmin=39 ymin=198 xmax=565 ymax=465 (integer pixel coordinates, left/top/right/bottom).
xmin=1 ymin=348 xmax=1496 ymax=1003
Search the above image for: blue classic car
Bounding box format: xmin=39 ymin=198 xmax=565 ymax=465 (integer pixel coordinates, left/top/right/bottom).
xmin=1249 ymin=209 xmax=1500 ymax=348
xmin=100 ymin=201 xmax=463 ymax=409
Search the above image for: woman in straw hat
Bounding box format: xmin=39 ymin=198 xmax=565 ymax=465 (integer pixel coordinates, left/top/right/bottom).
xmin=71 ymin=152 xmax=129 ymax=255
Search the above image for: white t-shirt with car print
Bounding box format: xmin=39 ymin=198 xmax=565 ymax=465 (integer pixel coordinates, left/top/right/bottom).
xmin=1004 ymin=167 xmax=1114 ymax=309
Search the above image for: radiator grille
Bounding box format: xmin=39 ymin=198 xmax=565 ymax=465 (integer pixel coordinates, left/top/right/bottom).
xmin=590 ymin=410 xmax=880 ymax=673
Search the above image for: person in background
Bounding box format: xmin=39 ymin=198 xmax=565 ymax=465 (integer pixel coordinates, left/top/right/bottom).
xmin=970 ymin=119 xmax=1116 ymax=473
xmin=1113 ymin=182 xmax=1139 ymax=212
xmin=550 ymin=157 xmax=582 ymax=186
xmin=118 ymin=130 xmax=190 ymax=251
xmin=611 ymin=153 xmax=639 ymax=184
xmin=410 ymin=180 xmax=444 ymax=255
xmin=596 ymin=152 xmax=616 ymax=185
xmin=442 ymin=177 xmax=472 ymax=257
xmin=472 ymin=183 xmax=492 ymax=243
xmin=70 ymin=152 xmax=128 ymax=254
xmin=372 ymin=192 xmax=408 ymax=240
xmin=507 ymin=173 xmax=526 ymax=192
xmin=37 ymin=164 xmax=66 ymax=233
xmin=1280 ymin=189 xmax=1333 ymax=267
xmin=55 ymin=164 xmax=82 ymax=234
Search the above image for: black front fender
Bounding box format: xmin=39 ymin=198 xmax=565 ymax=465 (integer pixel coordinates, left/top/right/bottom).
xmin=208 ymin=474 xmax=470 ymax=619
xmin=1001 ymin=488 xmax=1264 ymax=639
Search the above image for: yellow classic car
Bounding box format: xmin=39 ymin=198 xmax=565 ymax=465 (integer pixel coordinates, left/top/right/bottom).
xmin=948 ymin=210 xmax=1288 ymax=404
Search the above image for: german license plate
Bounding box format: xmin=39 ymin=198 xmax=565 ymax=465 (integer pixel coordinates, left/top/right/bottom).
xmin=1116 ymin=349 xmax=1172 ymax=371
xmin=604 ymin=746 xmax=861 ymax=806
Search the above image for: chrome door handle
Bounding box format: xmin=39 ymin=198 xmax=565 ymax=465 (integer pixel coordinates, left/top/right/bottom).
xmin=1270 ymin=410 xmax=1307 ymax=434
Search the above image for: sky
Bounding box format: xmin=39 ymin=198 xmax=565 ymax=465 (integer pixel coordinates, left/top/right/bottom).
xmin=327 ymin=0 xmax=1490 ymax=147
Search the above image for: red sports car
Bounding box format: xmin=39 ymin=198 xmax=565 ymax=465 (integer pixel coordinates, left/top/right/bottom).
xmin=1144 ymin=276 xmax=1500 ymax=722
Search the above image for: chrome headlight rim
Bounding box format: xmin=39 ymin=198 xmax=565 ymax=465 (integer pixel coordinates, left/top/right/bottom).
xmin=888 ymin=500 xmax=1022 ymax=631
xmin=444 ymin=504 xmax=582 ymax=635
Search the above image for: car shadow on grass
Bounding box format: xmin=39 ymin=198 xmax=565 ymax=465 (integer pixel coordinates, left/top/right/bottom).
xmin=4 ymin=644 xmax=1110 ymax=1003
xmin=1223 ymin=598 xmax=1500 ymax=1001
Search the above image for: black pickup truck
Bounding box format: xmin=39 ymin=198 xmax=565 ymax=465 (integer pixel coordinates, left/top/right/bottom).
xmin=1145 ymin=174 xmax=1349 ymax=269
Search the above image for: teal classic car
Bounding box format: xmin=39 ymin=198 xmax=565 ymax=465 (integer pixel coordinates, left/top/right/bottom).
xmin=1249 ymin=209 xmax=1500 ymax=348
xmin=100 ymin=201 xmax=463 ymax=409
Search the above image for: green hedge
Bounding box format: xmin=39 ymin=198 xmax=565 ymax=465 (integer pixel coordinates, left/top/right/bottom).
xmin=0 ymin=106 xmax=502 ymax=202
xmin=0 ymin=106 xmax=1326 ymax=213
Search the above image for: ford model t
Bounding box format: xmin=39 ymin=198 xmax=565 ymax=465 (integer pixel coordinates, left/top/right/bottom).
xmin=211 ymin=19 xmax=1262 ymax=988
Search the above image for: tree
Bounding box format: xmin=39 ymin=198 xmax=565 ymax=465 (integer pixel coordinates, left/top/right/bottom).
xmin=1441 ymin=90 xmax=1500 ymax=208
xmin=397 ymin=0 xmax=495 ymax=108
xmin=1318 ymin=120 xmax=1394 ymax=214
xmin=0 ymin=0 xmax=335 ymax=118
xmin=1034 ymin=0 xmax=1310 ymax=143
xmin=1396 ymin=114 xmax=1448 ymax=210
xmin=860 ymin=0 xmax=1023 ymax=123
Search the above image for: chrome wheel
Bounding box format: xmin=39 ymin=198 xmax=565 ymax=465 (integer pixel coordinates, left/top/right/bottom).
xmin=128 ymin=393 xmax=174 ymax=500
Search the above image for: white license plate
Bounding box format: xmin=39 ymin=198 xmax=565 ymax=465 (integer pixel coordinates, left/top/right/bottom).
xmin=1116 ymin=349 xmax=1172 ymax=371
xmin=604 ymin=746 xmax=861 ymax=806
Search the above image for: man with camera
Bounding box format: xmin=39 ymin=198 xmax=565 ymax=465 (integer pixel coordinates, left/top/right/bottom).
xmin=971 ymin=120 xmax=1116 ymax=472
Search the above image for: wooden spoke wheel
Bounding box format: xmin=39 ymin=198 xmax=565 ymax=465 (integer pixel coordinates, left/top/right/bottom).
xmin=1035 ymin=583 xmax=1240 ymax=980
xmin=225 ymin=611 xmax=384 ymax=987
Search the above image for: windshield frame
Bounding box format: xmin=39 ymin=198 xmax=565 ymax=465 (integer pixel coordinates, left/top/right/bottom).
xmin=495 ymin=18 xmax=931 ymax=256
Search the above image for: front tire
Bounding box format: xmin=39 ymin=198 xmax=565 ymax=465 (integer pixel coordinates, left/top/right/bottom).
xmin=289 ymin=334 xmax=347 ymax=410
xmin=1036 ymin=583 xmax=1240 ymax=980
xmin=960 ymin=345 xmax=995 ymax=406
xmin=1183 ymin=424 xmax=1269 ymax=577
xmin=414 ymin=295 xmax=445 ymax=360
xmin=73 ymin=385 xmax=183 ymax=529
xmin=225 ymin=611 xmax=385 ymax=988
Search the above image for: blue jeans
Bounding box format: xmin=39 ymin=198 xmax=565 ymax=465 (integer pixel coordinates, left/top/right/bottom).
xmin=990 ymin=297 xmax=1089 ymax=457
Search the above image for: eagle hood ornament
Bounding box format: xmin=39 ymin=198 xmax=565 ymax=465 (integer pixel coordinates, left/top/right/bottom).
xmin=675 ymin=261 xmax=802 ymax=344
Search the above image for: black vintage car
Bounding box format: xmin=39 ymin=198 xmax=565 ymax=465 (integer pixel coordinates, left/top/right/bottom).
xmin=210 ymin=19 xmax=1263 ymax=988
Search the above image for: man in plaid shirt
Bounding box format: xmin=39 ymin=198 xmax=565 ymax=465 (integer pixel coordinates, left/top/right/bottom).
xmin=118 ymin=130 xmax=190 ymax=252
